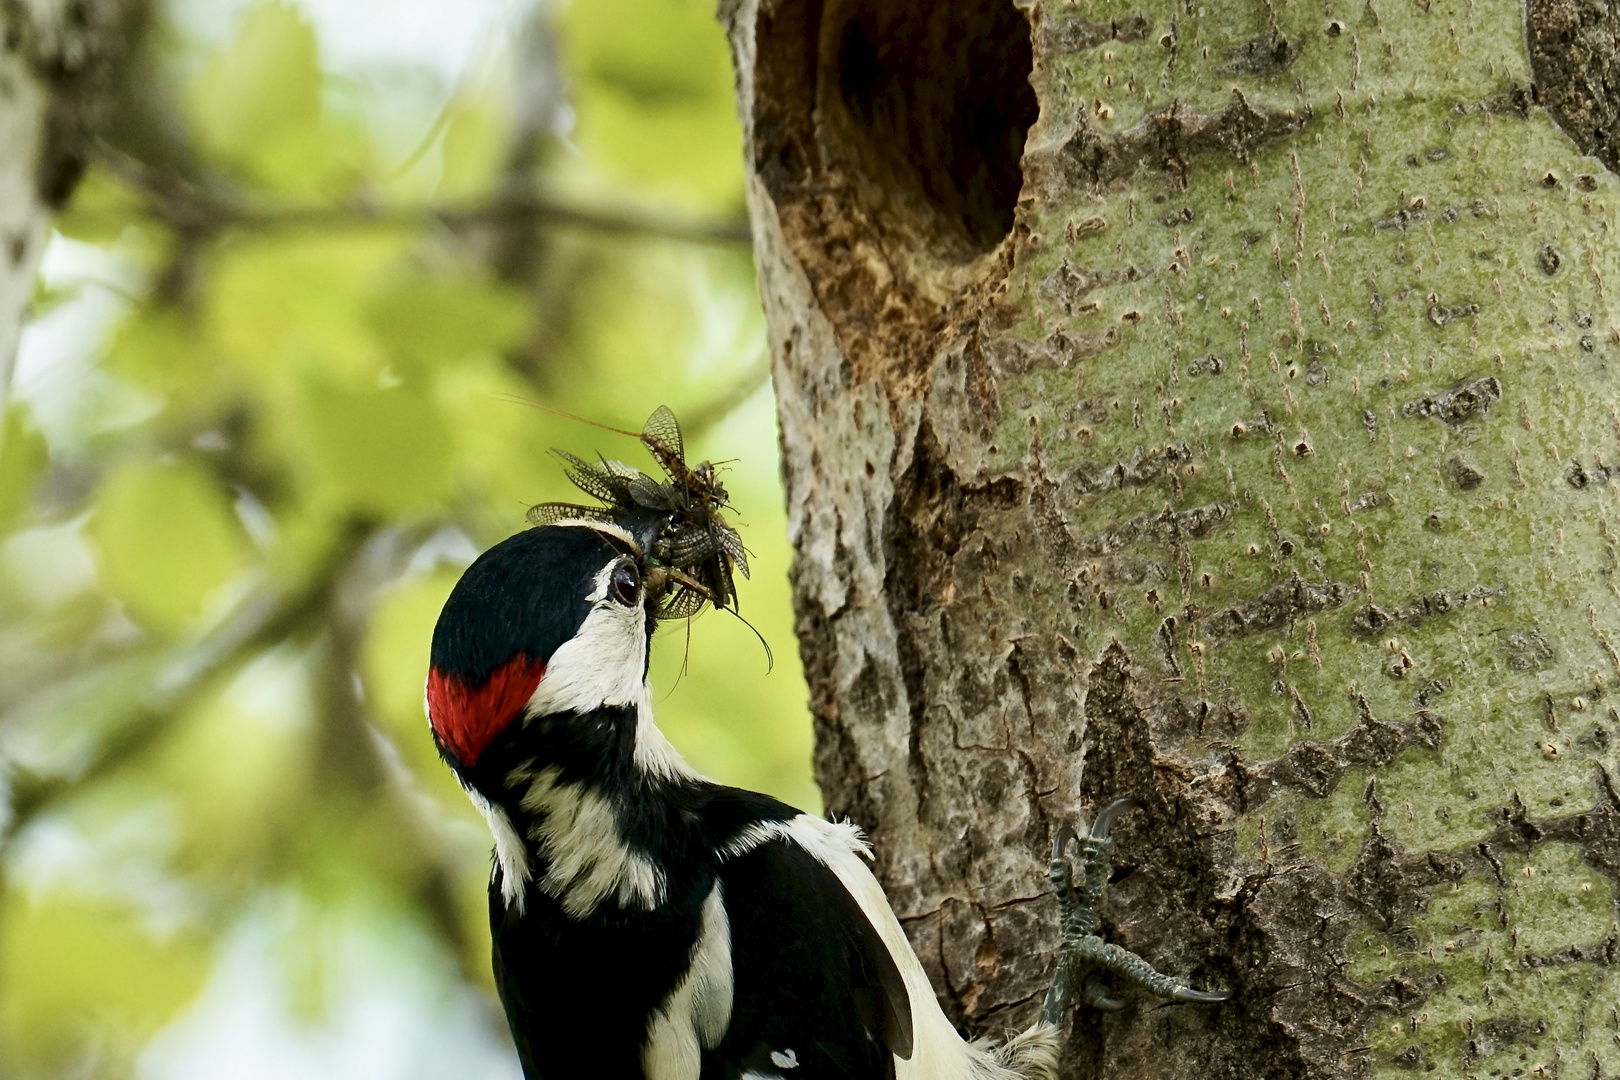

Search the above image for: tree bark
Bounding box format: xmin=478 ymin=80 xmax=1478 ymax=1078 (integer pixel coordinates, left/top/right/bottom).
xmin=724 ymin=0 xmax=1620 ymax=1076
xmin=0 ymin=0 xmax=141 ymax=418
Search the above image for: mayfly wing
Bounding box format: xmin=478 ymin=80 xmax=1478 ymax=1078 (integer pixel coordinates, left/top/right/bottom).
xmin=554 ymin=449 xmax=633 ymax=507
xmin=628 ymin=474 xmax=683 ymax=512
xmin=715 ymin=522 xmax=750 ymax=578
xmin=594 ymin=454 xmax=658 ymax=506
xmin=526 ymin=502 xmax=619 ymax=527
xmin=640 ymin=405 xmax=687 ymax=482
xmin=666 ymin=524 xmax=723 ymax=567
xmin=658 ymin=586 xmax=709 ymax=621
xmin=713 ymin=550 xmax=738 ymax=611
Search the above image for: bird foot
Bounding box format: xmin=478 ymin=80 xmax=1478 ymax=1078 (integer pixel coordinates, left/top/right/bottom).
xmin=1040 ymin=798 xmax=1230 ymax=1026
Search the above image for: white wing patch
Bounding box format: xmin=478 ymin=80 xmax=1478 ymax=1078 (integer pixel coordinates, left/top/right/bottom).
xmin=643 ymin=882 xmax=734 ymax=1080
xmin=519 ymin=766 xmax=667 ymax=918
xmin=770 ymin=1048 xmax=799 ymax=1069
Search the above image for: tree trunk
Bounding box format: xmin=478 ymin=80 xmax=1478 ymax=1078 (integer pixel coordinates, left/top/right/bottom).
xmin=724 ymin=0 xmax=1620 ymax=1075
xmin=0 ymin=0 xmax=140 ymax=418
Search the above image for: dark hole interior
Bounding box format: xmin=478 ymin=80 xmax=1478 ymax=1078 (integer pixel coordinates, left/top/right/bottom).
xmin=821 ymin=0 xmax=1037 ymax=259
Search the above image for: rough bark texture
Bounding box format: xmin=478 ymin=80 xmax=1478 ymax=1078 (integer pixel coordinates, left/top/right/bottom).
xmin=725 ymin=0 xmax=1620 ymax=1076
xmin=0 ymin=0 xmax=140 ymax=417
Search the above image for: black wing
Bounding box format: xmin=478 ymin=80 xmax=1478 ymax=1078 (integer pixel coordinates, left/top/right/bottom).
xmin=708 ymin=836 xmax=913 ymax=1079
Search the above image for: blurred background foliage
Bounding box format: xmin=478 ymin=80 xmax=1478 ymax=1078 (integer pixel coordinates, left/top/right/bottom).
xmin=0 ymin=0 xmax=813 ymax=1075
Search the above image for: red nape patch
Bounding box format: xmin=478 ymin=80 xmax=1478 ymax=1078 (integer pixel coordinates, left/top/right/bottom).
xmin=427 ymin=655 xmax=546 ymax=768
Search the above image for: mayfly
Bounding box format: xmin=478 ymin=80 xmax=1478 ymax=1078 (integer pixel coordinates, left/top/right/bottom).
xmin=526 ymin=405 xmax=750 ymax=621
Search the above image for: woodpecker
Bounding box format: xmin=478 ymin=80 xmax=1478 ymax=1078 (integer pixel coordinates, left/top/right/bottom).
xmin=426 ymin=520 xmax=1227 ymax=1080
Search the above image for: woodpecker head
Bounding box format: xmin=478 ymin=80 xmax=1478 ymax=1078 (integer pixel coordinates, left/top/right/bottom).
xmin=426 ymin=522 xmax=681 ymax=796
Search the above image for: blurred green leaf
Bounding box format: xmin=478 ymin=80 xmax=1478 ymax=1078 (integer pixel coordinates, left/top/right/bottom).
xmin=569 ymin=0 xmax=730 ymax=106
xmin=563 ymin=0 xmax=744 ymax=207
xmin=53 ymin=168 xmax=149 ymax=245
xmin=190 ymin=3 xmax=321 ymax=169
xmin=188 ymin=2 xmax=366 ymax=195
xmin=86 ymin=460 xmax=250 ymax=634
xmin=366 ymin=275 xmax=531 ymax=372
xmin=103 ymin=307 xmax=211 ymax=408
xmin=0 ymin=894 xmax=207 ymax=1074
xmin=0 ymin=405 xmax=48 ymax=534
xmin=437 ymin=96 xmax=509 ymax=201
xmin=297 ymin=377 xmax=453 ymax=515
xmin=206 ymin=232 xmax=402 ymax=386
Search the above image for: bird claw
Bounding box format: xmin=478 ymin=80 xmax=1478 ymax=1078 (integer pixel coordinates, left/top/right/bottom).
xmin=1082 ymin=977 xmax=1126 ymax=1012
xmin=1040 ymin=796 xmax=1230 ymax=1026
xmin=1088 ymin=796 xmax=1138 ymax=841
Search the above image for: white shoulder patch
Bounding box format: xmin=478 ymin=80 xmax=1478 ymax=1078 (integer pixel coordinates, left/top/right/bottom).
xmin=719 ymin=814 xmax=872 ymax=864
xmin=643 ymin=882 xmax=734 ymax=1080
xmin=519 ymin=766 xmax=667 ymax=918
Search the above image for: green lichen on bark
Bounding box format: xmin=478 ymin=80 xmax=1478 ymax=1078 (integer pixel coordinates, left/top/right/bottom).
xmin=728 ymin=0 xmax=1620 ymax=1071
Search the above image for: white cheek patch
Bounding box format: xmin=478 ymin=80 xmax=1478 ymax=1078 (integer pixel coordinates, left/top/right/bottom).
xmin=522 ymin=561 xmax=698 ymax=782
xmin=643 ymin=882 xmax=733 ymax=1080
xmin=526 ymin=565 xmax=648 ymax=717
xmin=519 ymin=766 xmax=668 ymax=918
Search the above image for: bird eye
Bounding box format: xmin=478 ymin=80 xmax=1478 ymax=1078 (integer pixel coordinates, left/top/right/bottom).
xmin=610 ymin=562 xmax=640 ymax=606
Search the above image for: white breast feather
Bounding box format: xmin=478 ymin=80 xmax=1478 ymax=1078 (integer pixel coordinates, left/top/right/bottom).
xmin=520 ymin=766 xmax=667 ymax=918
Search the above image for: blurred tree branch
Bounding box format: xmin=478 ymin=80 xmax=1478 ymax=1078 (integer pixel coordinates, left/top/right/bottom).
xmin=2 ymin=515 xmax=484 ymax=968
xmin=96 ymin=145 xmax=752 ymax=249
xmin=0 ymin=0 xmax=148 ymax=418
xmin=1 ymin=518 xmax=372 ymax=845
xmin=314 ymin=525 xmax=480 ymax=969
